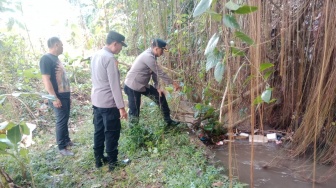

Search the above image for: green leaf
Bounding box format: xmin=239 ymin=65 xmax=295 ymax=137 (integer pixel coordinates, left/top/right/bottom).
xmin=204 ymin=125 xmax=214 ymax=131
xmin=223 ymin=15 xmax=240 ymax=29
xmin=206 ymin=53 xmax=218 ymax=71
xmin=205 ymin=33 xmax=220 ymax=55
xmin=260 ymin=62 xmax=274 ymax=72
xmin=195 ymin=103 xmax=203 ymax=110
xmin=20 ymin=122 xmax=31 ymax=135
xmin=0 ymin=139 xmax=14 ymax=148
xmin=7 ymin=125 xmax=22 ymax=145
xmin=263 ymin=70 xmax=274 ymax=80
xmin=0 ymin=142 xmax=7 ymax=150
xmin=231 ymin=47 xmax=245 ymax=56
xmin=193 ymin=0 xmax=213 ymax=17
xmin=206 ymin=49 xmax=223 ymax=71
xmin=0 ymin=96 xmax=6 ymax=105
xmin=206 ymin=10 xmax=222 ymax=22
xmin=205 ymin=107 xmax=215 ymax=117
xmin=253 ymin=96 xmax=263 ymax=105
xmin=19 ymin=148 xmax=29 ymax=157
xmin=214 ymin=62 xmax=225 ymax=82
xmin=0 ymin=121 xmax=16 ymax=131
xmin=225 ymin=1 xmax=240 ymax=10
xmin=234 ymin=31 xmax=254 ymax=45
xmin=234 ymin=5 xmax=258 ymax=14
xmin=261 ymin=88 xmax=272 ymax=103
xmin=41 ymin=94 xmax=56 ymax=101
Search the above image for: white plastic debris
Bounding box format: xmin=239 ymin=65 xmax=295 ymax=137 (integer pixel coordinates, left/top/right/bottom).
xmin=216 ymin=141 xmax=224 ymax=145
xmin=239 ymin=133 xmax=249 ymax=137
xmin=20 ymin=123 xmax=37 ymax=148
xmin=249 ymin=135 xmax=268 ymax=143
xmin=276 ymin=140 xmax=282 ymax=145
xmin=266 ymin=133 xmax=277 ymax=141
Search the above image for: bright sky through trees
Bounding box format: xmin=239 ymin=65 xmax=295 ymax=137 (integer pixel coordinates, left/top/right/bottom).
xmin=21 ymin=0 xmax=77 ymax=40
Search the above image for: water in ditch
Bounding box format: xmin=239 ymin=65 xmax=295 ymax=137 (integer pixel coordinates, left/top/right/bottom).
xmin=212 ymin=140 xmax=336 ymax=188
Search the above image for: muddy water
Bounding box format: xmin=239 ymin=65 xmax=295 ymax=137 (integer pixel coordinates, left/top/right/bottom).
xmin=212 ymin=140 xmax=336 ymax=188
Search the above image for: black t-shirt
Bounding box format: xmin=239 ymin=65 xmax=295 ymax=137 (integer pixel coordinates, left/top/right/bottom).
xmin=39 ymin=53 xmax=70 ymax=99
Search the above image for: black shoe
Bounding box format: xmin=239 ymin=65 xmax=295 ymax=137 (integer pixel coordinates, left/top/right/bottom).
xmin=166 ymin=120 xmax=180 ymax=126
xmin=108 ymin=159 xmax=131 ymax=171
xmin=102 ymin=156 xmax=108 ymax=164
xmin=95 ymin=156 xmax=108 ymax=168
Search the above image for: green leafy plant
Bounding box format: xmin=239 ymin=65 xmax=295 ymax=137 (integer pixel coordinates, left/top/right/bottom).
xmin=194 ymin=103 xmax=215 ymax=119
xmin=193 ymin=0 xmax=258 ymax=84
xmin=0 ymin=121 xmax=32 ymax=182
xmin=194 ymin=103 xmax=226 ymax=137
xmin=253 ymin=62 xmax=277 ymax=105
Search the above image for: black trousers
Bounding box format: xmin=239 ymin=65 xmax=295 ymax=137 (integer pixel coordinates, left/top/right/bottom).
xmin=49 ymin=98 xmax=71 ymax=150
xmin=92 ymin=106 xmax=121 ymax=163
xmin=124 ymin=84 xmax=172 ymax=124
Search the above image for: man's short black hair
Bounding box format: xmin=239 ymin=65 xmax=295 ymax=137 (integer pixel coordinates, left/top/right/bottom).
xmin=47 ymin=37 xmax=61 ymax=48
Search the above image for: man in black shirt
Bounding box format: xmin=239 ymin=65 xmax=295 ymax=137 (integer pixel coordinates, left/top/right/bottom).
xmin=39 ymin=37 xmax=73 ymax=156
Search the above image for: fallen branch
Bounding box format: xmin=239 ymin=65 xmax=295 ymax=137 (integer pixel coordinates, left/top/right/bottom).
xmin=0 ymin=168 xmax=22 ymax=188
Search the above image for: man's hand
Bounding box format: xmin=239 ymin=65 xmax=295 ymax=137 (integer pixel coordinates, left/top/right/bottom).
xmin=119 ymin=108 xmax=128 ymax=120
xmin=53 ymin=98 xmax=62 ymax=108
xmin=157 ymin=88 xmax=164 ymax=97
xmin=173 ymin=81 xmax=181 ymax=91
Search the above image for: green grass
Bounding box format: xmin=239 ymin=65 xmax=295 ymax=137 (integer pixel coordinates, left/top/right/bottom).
xmin=0 ymin=99 xmax=245 ymax=188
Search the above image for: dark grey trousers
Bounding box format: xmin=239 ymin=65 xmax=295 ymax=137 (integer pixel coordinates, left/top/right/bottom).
xmin=92 ymin=106 xmax=121 ymax=164
xmin=49 ymin=98 xmax=71 ymax=150
xmin=124 ymin=84 xmax=172 ymax=124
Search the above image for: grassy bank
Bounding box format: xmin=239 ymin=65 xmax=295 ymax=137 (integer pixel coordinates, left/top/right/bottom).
xmin=1 ymin=98 xmax=244 ymax=188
